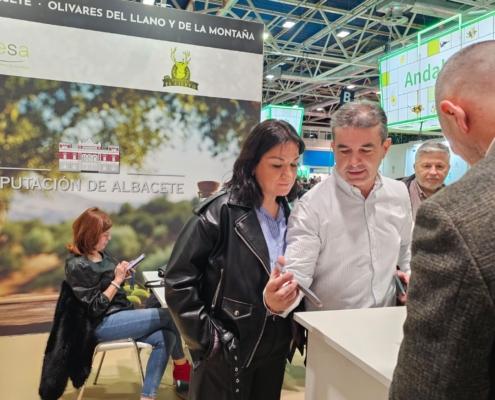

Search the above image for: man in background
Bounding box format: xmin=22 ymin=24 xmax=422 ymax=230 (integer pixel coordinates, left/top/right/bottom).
xmin=390 ymin=40 xmax=495 ymax=399
xmin=400 ymin=141 xmax=450 ymax=219
xmin=265 ymin=100 xmax=413 ymax=315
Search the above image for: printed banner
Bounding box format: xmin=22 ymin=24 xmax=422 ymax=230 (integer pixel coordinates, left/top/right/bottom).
xmin=0 ymin=0 xmax=262 ymax=335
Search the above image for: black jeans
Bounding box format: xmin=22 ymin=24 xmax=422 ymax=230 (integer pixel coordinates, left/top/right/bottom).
xmin=195 ymin=316 xmax=292 ymax=400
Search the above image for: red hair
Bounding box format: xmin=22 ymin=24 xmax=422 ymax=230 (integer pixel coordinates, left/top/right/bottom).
xmin=67 ymin=207 xmax=113 ymax=256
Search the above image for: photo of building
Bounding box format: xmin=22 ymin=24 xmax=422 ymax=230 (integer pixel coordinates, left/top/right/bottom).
xmin=59 ymin=139 xmax=120 ymax=174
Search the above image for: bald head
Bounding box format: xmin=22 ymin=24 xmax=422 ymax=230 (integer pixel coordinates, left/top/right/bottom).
xmin=436 ymin=40 xmax=495 ymax=104
xmin=435 ymin=40 xmax=495 ymax=165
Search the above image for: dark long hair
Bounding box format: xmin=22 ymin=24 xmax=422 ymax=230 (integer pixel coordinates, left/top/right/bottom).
xmin=224 ymin=119 xmax=305 ymax=207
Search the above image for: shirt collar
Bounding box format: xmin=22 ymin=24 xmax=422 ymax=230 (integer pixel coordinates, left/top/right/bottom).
xmin=413 ymin=179 xmax=428 ymax=200
xmin=332 ymin=168 xmax=384 ymax=198
xmin=257 ymin=203 xmax=285 ymax=222
xmin=487 ymin=138 xmax=495 ymax=156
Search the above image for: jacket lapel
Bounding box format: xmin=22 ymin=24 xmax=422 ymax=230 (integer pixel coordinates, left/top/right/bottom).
xmin=234 ymin=209 xmax=271 ymax=275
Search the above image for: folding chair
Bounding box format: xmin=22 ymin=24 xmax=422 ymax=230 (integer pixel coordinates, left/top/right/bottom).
xmin=77 ymin=339 xmax=152 ymax=400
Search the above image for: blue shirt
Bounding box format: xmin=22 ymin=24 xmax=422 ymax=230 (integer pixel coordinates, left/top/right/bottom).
xmin=255 ymin=204 xmax=287 ymax=271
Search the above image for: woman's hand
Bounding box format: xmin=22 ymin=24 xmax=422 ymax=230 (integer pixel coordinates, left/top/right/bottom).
xmin=114 ymin=261 xmax=130 ymax=285
xmin=265 ymin=255 xmax=299 ymax=314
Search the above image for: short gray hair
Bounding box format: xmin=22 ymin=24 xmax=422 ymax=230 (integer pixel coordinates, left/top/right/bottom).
xmin=415 ymin=141 xmax=451 ymax=163
xmin=330 ymin=100 xmax=388 ymax=142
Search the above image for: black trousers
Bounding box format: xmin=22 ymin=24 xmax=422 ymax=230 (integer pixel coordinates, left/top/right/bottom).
xmin=194 ymin=316 xmax=292 ymax=400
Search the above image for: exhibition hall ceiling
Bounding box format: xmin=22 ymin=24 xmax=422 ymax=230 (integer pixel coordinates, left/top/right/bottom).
xmin=132 ymin=0 xmax=495 ymax=127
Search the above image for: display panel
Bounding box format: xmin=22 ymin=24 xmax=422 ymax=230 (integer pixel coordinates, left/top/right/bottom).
xmin=379 ymin=12 xmax=495 ymax=131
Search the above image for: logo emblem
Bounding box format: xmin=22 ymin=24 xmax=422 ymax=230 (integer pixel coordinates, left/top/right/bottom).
xmin=410 ymin=104 xmax=424 ymax=116
xmin=466 ymin=27 xmax=477 ymax=39
xmin=163 ymin=48 xmax=199 ymax=90
xmin=58 ymin=139 xmax=120 ymax=174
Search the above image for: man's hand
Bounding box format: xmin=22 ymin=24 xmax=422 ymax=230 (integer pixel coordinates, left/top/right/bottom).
xmin=397 ymin=270 xmax=411 ymax=305
xmin=265 ymin=255 xmax=299 ymax=313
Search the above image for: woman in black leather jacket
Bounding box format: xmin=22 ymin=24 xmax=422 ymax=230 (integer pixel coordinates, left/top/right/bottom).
xmin=64 ymin=207 xmax=190 ymax=400
xmin=165 ymin=119 xmax=305 ymax=400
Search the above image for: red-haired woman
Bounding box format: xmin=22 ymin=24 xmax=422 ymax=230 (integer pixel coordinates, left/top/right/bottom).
xmin=65 ymin=207 xmax=190 ymax=400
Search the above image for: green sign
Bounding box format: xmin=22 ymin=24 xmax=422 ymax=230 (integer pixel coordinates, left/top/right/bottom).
xmin=379 ymin=12 xmax=495 ymax=132
xmin=261 ymin=104 xmax=304 ymax=135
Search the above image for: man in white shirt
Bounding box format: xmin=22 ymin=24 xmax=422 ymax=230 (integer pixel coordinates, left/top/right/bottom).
xmin=265 ymin=100 xmax=413 ymax=314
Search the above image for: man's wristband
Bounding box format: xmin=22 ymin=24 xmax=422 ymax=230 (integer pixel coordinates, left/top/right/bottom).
xmin=110 ymin=281 xmax=121 ymax=290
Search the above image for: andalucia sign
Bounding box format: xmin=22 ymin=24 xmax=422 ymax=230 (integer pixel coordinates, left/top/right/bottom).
xmin=379 ymin=11 xmax=495 ymax=132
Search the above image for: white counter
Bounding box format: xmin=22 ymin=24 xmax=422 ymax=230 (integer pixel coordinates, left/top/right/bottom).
xmin=294 ymin=307 xmax=406 ymax=400
xmin=142 ymin=270 xmax=167 ymax=307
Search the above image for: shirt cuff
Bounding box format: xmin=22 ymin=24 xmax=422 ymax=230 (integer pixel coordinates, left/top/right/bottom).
xmin=398 ymin=264 xmax=411 ymax=274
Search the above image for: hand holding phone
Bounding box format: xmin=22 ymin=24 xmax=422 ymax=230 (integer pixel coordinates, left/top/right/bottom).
xmin=275 ymin=262 xmax=322 ymax=308
xmin=126 ymin=253 xmax=146 ymax=271
xmin=395 ymin=271 xmax=407 ymax=295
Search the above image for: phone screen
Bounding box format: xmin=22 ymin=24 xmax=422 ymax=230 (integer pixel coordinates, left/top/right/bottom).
xmin=126 ymin=253 xmax=146 ymax=271
xmin=395 ymin=272 xmax=406 ymax=295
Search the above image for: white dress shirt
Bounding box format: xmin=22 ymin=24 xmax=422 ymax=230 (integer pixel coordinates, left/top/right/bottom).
xmin=282 ymin=169 xmax=413 ymax=314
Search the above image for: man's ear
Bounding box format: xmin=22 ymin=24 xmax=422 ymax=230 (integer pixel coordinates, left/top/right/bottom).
xmin=382 ymin=137 xmax=392 ymax=156
xmin=439 ymin=100 xmax=469 ymax=134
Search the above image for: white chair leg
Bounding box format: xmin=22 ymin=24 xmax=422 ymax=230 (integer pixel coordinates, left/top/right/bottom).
xmin=77 ymin=381 xmax=87 ymax=400
xmin=93 ymin=351 xmax=106 ymax=385
xmin=131 ymin=341 xmax=146 ymax=386
xmin=78 ymin=345 xmax=100 ymax=400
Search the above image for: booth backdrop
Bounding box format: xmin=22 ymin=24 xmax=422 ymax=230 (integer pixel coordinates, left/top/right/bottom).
xmin=0 ymin=0 xmax=263 ymax=335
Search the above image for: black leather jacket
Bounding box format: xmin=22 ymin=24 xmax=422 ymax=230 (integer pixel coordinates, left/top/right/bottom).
xmin=165 ymin=190 xmax=291 ymax=371
xmin=65 ymin=252 xmax=133 ymax=326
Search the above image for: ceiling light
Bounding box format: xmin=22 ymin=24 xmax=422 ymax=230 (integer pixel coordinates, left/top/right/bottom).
xmin=283 ymin=20 xmax=296 ymax=28
xmin=142 ymin=0 xmax=156 ymax=4
xmin=266 ymin=74 xmax=275 ymax=79
xmin=292 ymin=103 xmax=300 ymax=108
xmin=316 ymin=107 xmax=324 ymax=111
xmin=375 ymin=91 xmax=381 ymax=95
xmin=337 ymin=30 xmax=350 ymax=38
xmin=347 ymin=85 xmax=356 ymax=89
xmin=263 ymin=32 xmax=269 ymax=39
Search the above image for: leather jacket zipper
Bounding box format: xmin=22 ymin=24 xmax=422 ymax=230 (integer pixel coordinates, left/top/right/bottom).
xmin=211 ymin=268 xmax=224 ymax=312
xmin=235 ymin=226 xmax=269 ymax=367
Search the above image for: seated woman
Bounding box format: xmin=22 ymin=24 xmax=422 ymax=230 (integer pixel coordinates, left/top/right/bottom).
xmin=65 ymin=207 xmax=190 ymax=400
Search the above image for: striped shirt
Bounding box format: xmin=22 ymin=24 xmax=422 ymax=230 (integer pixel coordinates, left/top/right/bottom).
xmin=255 ymin=204 xmax=287 ymax=272
xmin=282 ymin=169 xmax=413 ymax=314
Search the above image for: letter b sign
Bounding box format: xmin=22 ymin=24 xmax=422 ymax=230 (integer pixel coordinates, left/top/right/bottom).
xmin=340 ymin=89 xmax=355 ymax=104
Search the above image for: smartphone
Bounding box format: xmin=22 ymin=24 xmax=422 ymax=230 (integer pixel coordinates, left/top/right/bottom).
xmin=126 ymin=253 xmax=146 ymax=271
xmin=274 ymin=262 xmax=323 ymax=308
xmin=395 ymin=271 xmax=407 ymax=295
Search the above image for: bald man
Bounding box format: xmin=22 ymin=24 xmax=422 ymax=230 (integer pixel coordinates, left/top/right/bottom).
xmin=390 ymin=40 xmax=495 ymax=399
